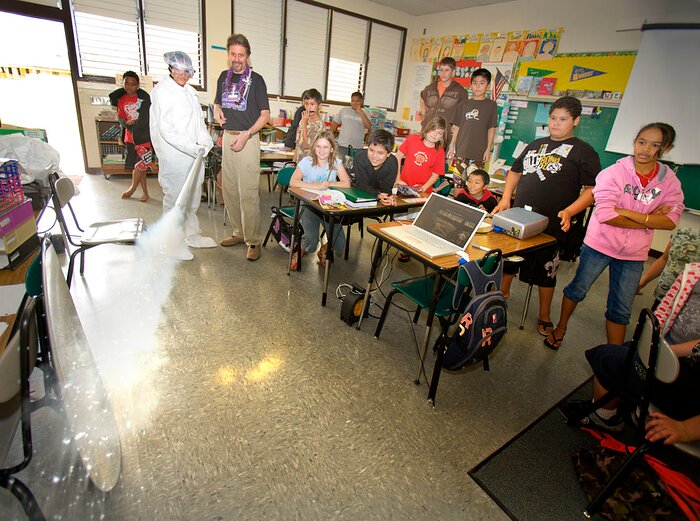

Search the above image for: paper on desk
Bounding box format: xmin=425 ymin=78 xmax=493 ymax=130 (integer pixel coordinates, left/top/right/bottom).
xmin=0 ymin=284 xmax=25 ymax=316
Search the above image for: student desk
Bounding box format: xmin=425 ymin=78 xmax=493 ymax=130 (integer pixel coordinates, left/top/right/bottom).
xmin=360 ymin=221 xmax=556 ymax=405
xmin=260 ymin=149 xmax=294 ymax=162
xmin=287 ymin=188 xmax=427 ymax=306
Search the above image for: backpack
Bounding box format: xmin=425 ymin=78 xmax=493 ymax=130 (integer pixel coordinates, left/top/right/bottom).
xmin=268 ymin=206 xmax=301 ymax=253
xmin=442 ymin=254 xmax=507 ymax=371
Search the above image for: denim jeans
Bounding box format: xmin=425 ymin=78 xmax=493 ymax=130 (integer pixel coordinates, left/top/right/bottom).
xmin=563 ymin=244 xmax=644 ymax=325
xmin=299 ymin=205 xmax=346 ymax=254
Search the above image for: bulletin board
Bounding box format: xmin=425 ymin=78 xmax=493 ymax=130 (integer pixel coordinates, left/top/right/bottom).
xmin=498 ymin=101 xmax=700 ymax=211
xmin=516 ymin=53 xmax=636 ymax=94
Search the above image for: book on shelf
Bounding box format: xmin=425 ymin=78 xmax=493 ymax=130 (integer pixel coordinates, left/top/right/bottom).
xmin=515 ymin=76 xmax=533 ymax=96
xmin=528 ymin=77 xmax=543 ymax=97
xmin=537 ymin=78 xmax=556 ymax=96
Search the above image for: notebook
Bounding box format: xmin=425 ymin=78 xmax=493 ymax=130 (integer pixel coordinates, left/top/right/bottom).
xmin=382 ymin=193 xmax=488 ymax=258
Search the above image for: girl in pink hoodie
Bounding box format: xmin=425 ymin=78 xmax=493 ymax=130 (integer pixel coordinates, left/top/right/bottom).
xmin=545 ymin=123 xmax=684 ymax=350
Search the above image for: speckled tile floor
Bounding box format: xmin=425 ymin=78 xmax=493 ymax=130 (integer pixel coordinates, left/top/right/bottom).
xmin=0 ymin=173 xmax=657 ymax=520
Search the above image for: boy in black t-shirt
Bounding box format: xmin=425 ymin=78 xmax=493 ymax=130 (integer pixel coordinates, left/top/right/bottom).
xmin=492 ymin=96 xmax=601 ymax=336
xmin=353 ymin=129 xmax=399 ymax=206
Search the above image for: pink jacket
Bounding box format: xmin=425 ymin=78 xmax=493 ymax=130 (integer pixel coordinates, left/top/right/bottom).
xmin=585 ymin=156 xmax=684 ymax=261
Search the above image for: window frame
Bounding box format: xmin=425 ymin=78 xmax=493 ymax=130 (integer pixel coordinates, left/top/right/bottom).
xmin=69 ymin=0 xmax=207 ymax=90
xmin=231 ymin=0 xmax=406 ymax=110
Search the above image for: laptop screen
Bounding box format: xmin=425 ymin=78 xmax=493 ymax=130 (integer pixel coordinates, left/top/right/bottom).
xmin=413 ymin=193 xmax=488 ymax=247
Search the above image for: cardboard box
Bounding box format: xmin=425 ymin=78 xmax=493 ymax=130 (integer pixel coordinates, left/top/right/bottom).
xmin=0 ymin=216 xmax=37 ymax=254
xmin=0 ymin=198 xmax=33 ymax=235
xmin=0 ymin=232 xmax=39 ymax=270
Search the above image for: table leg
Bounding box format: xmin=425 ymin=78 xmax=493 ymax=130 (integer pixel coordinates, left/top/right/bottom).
xmin=322 ymin=216 xmax=336 ymax=306
xmin=415 ymin=273 xmax=443 ymax=387
xmin=357 ymin=238 xmax=384 ymax=330
xmin=287 ymin=198 xmax=301 ymax=276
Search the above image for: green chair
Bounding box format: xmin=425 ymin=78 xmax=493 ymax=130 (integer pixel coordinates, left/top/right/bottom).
xmin=375 ymin=249 xmax=502 ymax=339
xmin=271 ymin=162 xmax=297 ymax=207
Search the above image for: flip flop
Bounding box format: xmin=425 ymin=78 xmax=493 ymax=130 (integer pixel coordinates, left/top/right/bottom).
xmin=537 ymin=319 xmax=554 ymax=336
xmin=544 ymin=327 xmax=566 ymax=351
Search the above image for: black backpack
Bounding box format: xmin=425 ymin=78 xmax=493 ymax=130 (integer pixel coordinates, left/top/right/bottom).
xmin=442 ymin=252 xmax=507 ymax=371
xmin=268 ymin=207 xmax=301 ymax=253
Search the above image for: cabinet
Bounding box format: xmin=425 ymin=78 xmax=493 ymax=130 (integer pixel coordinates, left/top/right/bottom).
xmin=96 ymin=118 xmax=157 ymax=175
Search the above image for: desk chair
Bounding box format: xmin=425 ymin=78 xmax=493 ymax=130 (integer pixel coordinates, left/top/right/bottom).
xmin=0 ymin=296 xmax=48 ymax=521
xmin=271 ymin=162 xmax=297 ymax=207
xmin=48 ymin=172 xmax=145 ymax=287
xmin=375 ymin=250 xmax=502 ymax=402
xmin=263 ymin=165 xmax=303 ymax=269
xmin=562 ymin=309 xmax=700 ymax=518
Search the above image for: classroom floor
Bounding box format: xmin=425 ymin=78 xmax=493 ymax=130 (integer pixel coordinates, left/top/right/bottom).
xmin=1 ymin=172 xmax=656 ymax=520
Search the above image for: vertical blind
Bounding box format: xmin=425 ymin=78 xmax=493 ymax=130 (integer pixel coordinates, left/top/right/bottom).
xmin=364 ymin=22 xmax=404 ymax=110
xmin=327 ymin=12 xmax=368 ymax=103
xmin=232 ymin=0 xmax=283 ymax=95
xmin=284 ymin=0 xmax=329 ymax=99
xmin=71 ymin=0 xmax=203 ymax=85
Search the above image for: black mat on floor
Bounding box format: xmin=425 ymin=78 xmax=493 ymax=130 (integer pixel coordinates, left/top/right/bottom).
xmin=470 ymin=380 xmax=700 ymax=521
xmin=469 ymin=380 xmax=601 ymax=521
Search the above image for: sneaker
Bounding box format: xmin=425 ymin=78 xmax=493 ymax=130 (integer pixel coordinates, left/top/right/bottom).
xmin=246 ymin=245 xmax=260 ymax=261
xmin=186 ymin=235 xmax=217 ymax=248
xmin=220 ymin=235 xmax=244 ymax=247
xmin=169 ymin=246 xmax=194 ymax=261
xmin=560 ymin=399 xmax=624 ymax=432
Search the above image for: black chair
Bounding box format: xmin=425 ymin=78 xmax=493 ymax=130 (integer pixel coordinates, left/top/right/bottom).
xmin=47 ymin=172 xmax=145 ymax=287
xmin=0 ymin=296 xmax=48 ymax=521
xmin=562 ymin=309 xmax=700 ymax=518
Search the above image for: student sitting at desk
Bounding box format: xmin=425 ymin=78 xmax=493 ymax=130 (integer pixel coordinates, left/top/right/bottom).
xmin=289 ymin=131 xmax=351 ymax=270
xmin=454 ymin=168 xmax=498 ymax=213
xmin=352 ymin=129 xmax=398 ymax=206
xmin=395 ymin=117 xmax=446 ymax=194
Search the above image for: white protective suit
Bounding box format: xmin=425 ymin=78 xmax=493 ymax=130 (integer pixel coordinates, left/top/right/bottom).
xmin=150 ymin=75 xmax=213 ymax=243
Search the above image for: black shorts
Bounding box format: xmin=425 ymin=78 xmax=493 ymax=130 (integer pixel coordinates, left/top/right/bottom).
xmin=124 ymin=142 xmax=138 ymax=170
xmin=503 ymin=243 xmax=561 ymax=288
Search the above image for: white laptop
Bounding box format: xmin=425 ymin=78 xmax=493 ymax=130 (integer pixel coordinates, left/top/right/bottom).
xmin=383 ymin=193 xmax=488 ymax=258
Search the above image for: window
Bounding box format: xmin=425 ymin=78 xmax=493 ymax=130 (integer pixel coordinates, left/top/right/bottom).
xmin=327 ymin=12 xmax=368 ymax=103
xmin=231 ymin=0 xmax=405 ymax=110
xmin=283 ymin=0 xmax=328 ymax=99
xmin=71 ymin=0 xmax=204 ymax=86
xmin=232 ymin=0 xmax=283 ymax=96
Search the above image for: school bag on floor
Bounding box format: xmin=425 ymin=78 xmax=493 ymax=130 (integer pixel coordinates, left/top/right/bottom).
xmin=442 ymin=253 xmax=507 ymax=370
xmin=268 ymin=206 xmax=302 ymax=253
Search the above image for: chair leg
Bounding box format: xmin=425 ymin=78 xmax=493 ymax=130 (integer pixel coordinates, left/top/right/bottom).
xmin=413 ymin=307 xmax=421 ymax=323
xmin=66 ymin=249 xmax=82 ymax=288
xmin=263 ymin=224 xmax=272 ymax=247
xmin=359 ymin=218 xmax=364 ymax=238
xmin=79 ymin=250 xmax=86 ymax=275
xmin=0 ymin=476 xmax=47 ymax=521
xmin=584 ymin=444 xmax=649 ymax=518
xmin=344 ymin=224 xmax=351 ymax=260
xmin=519 ymin=283 xmax=534 ymax=330
xmin=374 ymin=289 xmax=399 ymax=338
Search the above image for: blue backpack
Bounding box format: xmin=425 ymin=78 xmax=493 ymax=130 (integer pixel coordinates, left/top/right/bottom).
xmin=442 ymin=253 xmax=507 ymax=371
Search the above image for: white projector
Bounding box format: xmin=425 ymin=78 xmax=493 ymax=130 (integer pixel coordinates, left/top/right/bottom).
xmin=492 ymin=207 xmax=549 ymax=240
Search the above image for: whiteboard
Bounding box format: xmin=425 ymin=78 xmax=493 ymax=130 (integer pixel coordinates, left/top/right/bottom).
xmin=606 ymin=26 xmax=700 ymax=165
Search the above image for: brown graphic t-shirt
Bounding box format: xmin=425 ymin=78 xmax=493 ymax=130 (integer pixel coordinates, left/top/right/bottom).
xmin=451 ymin=98 xmax=498 ymax=161
xmin=420 ymin=81 xmax=467 ymax=145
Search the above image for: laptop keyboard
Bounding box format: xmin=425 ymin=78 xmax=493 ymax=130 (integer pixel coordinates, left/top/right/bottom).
xmin=407 ymin=226 xmax=450 ymax=248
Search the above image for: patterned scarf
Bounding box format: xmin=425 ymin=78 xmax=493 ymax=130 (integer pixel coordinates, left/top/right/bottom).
xmin=655 ymin=262 xmax=700 ymax=334
xmin=221 ymin=65 xmax=252 ymax=111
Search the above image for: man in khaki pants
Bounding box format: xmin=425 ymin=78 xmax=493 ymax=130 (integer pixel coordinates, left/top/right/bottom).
xmin=213 ymin=34 xmax=270 ymax=261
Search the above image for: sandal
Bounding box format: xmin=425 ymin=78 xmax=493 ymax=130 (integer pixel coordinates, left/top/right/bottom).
xmin=544 ymin=327 xmax=566 ymax=351
xmin=317 ymin=243 xmax=327 ymax=269
xmin=537 ymin=319 xmax=554 ymax=336
xmin=398 ymin=252 xmax=410 ymax=263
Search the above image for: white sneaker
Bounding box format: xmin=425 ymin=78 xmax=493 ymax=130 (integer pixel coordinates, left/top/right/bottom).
xmin=185 ymin=235 xmax=217 ymax=248
xmin=170 ymin=245 xmax=194 ymax=261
